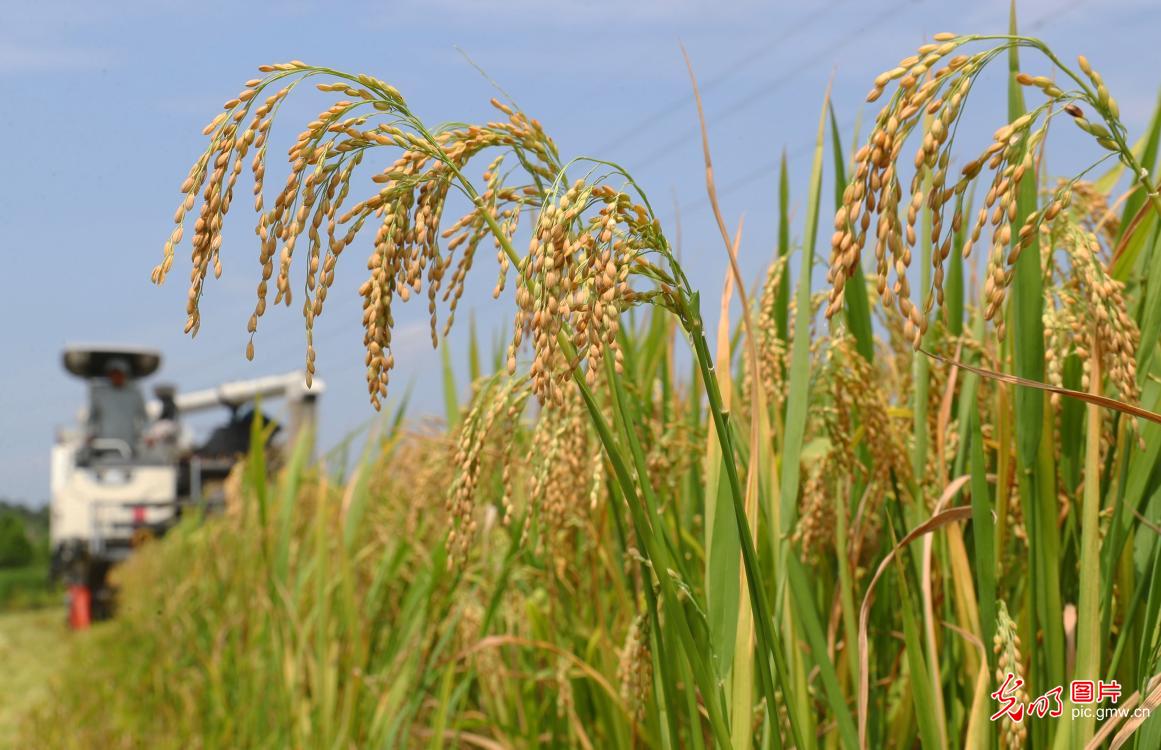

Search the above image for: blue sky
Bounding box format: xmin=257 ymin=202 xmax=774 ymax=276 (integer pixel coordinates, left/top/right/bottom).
xmin=2 ymin=0 xmax=1157 ymax=503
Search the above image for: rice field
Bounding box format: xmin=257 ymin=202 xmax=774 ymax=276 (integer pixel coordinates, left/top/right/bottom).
xmin=18 ymin=15 xmax=1161 ymax=750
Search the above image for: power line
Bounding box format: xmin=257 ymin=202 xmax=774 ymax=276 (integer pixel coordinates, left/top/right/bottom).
xmin=1026 ymin=0 xmax=1088 ymax=31
xmin=671 ymin=0 xmax=1091 ymax=215
xmin=592 ymin=1 xmax=848 ymax=153
xmin=625 ymin=1 xmax=908 ymax=173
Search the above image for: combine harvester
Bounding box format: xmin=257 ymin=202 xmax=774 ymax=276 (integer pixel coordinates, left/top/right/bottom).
xmin=50 ymin=345 xmax=323 ymax=627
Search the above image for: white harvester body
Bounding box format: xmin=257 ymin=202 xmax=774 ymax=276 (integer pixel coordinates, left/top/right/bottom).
xmin=49 ymin=450 xmax=177 ymax=553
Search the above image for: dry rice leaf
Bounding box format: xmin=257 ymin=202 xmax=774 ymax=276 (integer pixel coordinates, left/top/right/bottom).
xmin=920 ymin=348 xmax=1161 ymax=425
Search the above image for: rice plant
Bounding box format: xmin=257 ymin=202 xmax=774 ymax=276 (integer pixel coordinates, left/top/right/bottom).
xmin=21 ymin=15 xmax=1161 ymax=750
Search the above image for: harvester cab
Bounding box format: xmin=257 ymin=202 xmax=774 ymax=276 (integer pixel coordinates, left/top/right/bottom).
xmin=51 ymin=345 xmax=323 ymax=624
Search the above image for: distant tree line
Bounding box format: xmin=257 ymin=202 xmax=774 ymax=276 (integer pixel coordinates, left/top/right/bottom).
xmin=0 ymin=500 xmax=47 ymax=569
